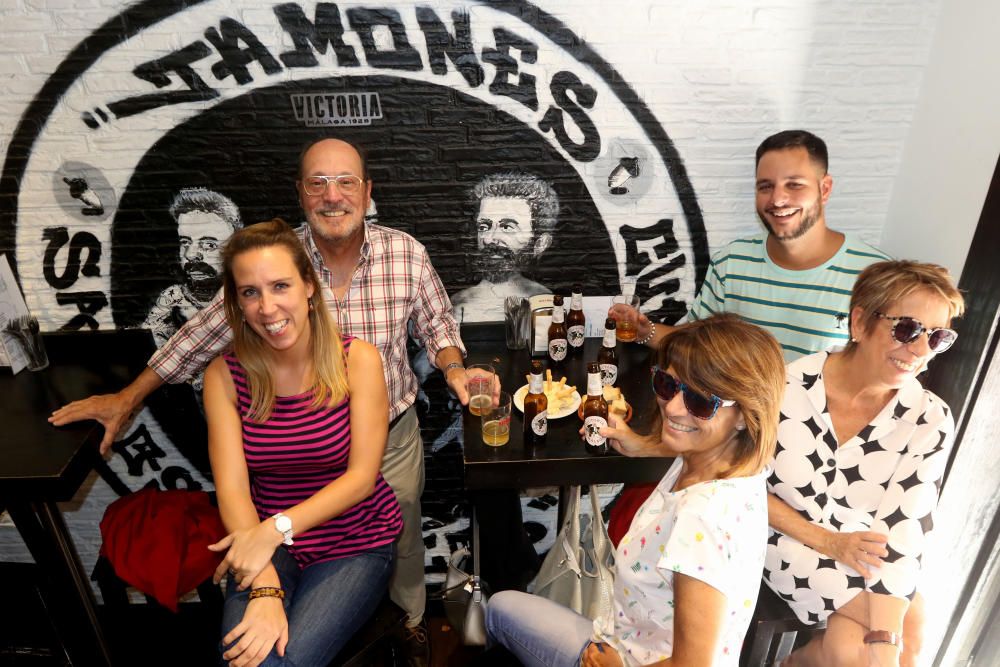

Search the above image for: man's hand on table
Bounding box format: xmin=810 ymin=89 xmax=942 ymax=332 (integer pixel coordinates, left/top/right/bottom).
xmin=48 ymin=391 xmax=141 ymax=454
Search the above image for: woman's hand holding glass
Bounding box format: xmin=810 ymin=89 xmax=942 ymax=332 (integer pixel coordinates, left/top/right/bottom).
xmin=209 ymin=520 xmax=284 ymax=589
xmin=222 ymin=594 xmax=289 ymax=667
xmin=821 ymin=529 xmax=889 ymax=579
xmin=607 ymin=303 xmax=652 ymax=343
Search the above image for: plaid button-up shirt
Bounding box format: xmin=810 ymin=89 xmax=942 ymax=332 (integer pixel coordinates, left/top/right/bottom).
xmin=149 ymin=222 xmax=465 ymax=420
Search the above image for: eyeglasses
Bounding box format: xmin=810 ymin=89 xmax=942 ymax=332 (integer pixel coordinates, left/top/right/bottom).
xmin=650 ymin=367 xmax=736 ymax=420
xmin=873 ymin=312 xmax=957 ymax=353
xmin=300 ymin=174 xmax=365 ymax=196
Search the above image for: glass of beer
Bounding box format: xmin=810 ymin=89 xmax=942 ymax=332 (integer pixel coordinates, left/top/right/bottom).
xmin=612 ymin=293 xmax=641 ymax=342
xmin=481 ymin=391 xmax=512 ymax=447
xmin=466 ymin=363 xmax=495 ymax=416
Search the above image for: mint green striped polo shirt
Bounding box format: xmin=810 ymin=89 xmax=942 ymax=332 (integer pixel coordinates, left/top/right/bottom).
xmin=688 ymin=233 xmax=891 ymax=361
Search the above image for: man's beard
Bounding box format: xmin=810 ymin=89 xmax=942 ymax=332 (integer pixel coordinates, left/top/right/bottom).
xmin=475 ymin=244 xmax=533 ymax=283
xmin=306 ymin=206 xmax=363 ymax=245
xmin=184 ymin=261 xmax=222 ymax=303
xmin=759 ymin=198 xmax=822 ymax=242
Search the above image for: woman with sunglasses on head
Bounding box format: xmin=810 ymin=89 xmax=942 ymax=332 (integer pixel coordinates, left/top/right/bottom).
xmin=203 ymin=219 xmax=402 ymax=666
xmin=486 ymin=314 xmax=786 ymax=667
xmin=763 ymin=261 xmax=964 ymax=667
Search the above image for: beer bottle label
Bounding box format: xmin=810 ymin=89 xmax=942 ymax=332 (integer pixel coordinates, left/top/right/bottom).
xmin=567 ymin=325 xmax=585 ymax=348
xmin=602 ymin=328 xmax=616 ymax=348
xmin=599 ymin=363 xmax=618 ymax=385
xmin=583 ymin=415 xmax=608 ymax=447
xmin=548 ymin=339 xmax=568 ymax=360
xmin=531 ymin=410 xmax=548 ymax=436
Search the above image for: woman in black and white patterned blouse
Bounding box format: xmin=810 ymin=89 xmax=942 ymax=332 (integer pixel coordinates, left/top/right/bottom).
xmin=763 ymin=261 xmax=964 ymax=667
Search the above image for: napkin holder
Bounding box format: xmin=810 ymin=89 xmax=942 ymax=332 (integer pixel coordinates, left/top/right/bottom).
xmin=528 ymin=294 xmax=555 ymax=357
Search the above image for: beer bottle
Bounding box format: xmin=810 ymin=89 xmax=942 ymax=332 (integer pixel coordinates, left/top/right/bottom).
xmin=547 ymin=295 xmax=568 ymax=367
xmin=597 ymin=317 xmax=618 ymax=386
xmin=523 ymin=360 xmax=548 ymax=446
xmin=566 ymin=284 xmax=586 ymax=355
xmin=582 ymin=362 xmax=609 ymax=455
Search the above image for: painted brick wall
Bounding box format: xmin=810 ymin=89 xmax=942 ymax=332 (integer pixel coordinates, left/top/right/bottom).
xmin=0 ymin=0 xmax=942 ymax=592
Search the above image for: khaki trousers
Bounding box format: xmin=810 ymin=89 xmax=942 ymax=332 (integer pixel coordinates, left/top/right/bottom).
xmin=379 ymin=407 xmax=426 ymax=627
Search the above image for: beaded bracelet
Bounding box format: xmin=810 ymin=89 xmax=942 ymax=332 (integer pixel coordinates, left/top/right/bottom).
xmin=634 ymin=322 xmax=657 ymax=346
xmin=248 ymin=587 xmax=285 ymax=601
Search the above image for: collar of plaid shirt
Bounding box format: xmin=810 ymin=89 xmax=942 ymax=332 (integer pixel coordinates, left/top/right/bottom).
xmin=297 ymin=222 xmax=464 ymax=422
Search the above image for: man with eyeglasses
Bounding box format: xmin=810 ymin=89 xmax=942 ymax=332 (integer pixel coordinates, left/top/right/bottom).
xmin=51 ymin=137 xmax=475 ymax=666
xmin=613 ymin=129 xmax=891 ymax=362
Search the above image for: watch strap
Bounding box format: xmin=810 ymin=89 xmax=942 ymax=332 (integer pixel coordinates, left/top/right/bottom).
xmin=863 ymin=630 xmax=902 ymax=649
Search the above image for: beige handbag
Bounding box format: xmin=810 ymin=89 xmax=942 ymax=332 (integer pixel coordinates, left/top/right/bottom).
xmin=533 ymin=485 xmax=615 ymax=622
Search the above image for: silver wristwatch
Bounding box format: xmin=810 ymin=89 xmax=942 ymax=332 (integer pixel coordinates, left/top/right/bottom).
xmin=272 ymin=513 xmax=294 ymax=546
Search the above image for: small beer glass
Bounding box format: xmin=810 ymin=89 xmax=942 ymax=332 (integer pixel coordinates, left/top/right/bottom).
xmin=481 ymin=391 xmax=512 ymax=447
xmin=466 ymin=363 xmax=495 ymax=416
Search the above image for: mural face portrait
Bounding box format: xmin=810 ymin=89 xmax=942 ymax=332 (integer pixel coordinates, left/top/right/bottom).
xmin=475 ymin=196 xmax=544 ymax=280
xmin=177 ymin=210 xmax=231 ymax=303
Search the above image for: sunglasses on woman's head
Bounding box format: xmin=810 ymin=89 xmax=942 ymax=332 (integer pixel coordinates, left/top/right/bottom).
xmin=650 ymin=367 xmax=736 ymax=420
xmin=873 ymin=312 xmax=957 ymax=353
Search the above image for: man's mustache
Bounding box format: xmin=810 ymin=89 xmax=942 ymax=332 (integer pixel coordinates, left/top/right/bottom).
xmin=183 ymin=261 xmax=218 ymax=279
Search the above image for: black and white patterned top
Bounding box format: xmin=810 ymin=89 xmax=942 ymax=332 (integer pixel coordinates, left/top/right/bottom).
xmin=763 ymin=351 xmax=954 ymax=624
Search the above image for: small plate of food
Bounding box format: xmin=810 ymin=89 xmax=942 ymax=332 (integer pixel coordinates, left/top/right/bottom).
xmin=513 ymin=369 xmax=581 ymax=419
xmin=577 ymin=385 xmax=632 ymax=423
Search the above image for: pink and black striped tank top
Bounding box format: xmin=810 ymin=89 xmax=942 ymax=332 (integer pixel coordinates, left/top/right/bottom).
xmin=223 ymin=337 xmax=401 ymax=567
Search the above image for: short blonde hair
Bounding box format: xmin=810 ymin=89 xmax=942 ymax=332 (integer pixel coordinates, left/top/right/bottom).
xmin=658 ymin=314 xmax=786 ymax=477
xmin=846 ymin=260 xmax=965 ymax=354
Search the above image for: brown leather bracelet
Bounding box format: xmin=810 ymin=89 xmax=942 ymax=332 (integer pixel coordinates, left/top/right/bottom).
xmin=863 ymin=630 xmax=902 ymax=649
xmin=248 ymin=586 xmax=285 ymax=601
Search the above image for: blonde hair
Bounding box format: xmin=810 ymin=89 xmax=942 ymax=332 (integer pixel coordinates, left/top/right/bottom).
xmin=846 ymin=260 xmax=965 ymax=354
xmin=221 ymin=218 xmax=349 ymax=422
xmin=658 ymin=314 xmax=786 ymax=477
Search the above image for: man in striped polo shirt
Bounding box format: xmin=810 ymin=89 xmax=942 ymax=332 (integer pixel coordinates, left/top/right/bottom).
xmin=620 ymin=129 xmax=890 ymax=361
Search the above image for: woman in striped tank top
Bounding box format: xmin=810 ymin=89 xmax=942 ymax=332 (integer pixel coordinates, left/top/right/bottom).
xmin=203 ymin=219 xmax=402 ymax=666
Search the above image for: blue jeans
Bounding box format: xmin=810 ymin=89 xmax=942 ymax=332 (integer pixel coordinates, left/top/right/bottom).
xmin=220 ymin=543 xmax=394 ymax=666
xmin=486 ymin=591 xmax=594 ymax=667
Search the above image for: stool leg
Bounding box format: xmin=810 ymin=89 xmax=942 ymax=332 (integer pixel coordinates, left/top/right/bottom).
xmin=745 ymin=621 xmax=775 ymax=667
xmin=774 ymin=630 xmax=798 ymax=663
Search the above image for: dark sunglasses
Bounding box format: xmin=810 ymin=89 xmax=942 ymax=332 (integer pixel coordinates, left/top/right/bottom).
xmin=650 ymin=367 xmax=736 ymax=420
xmin=873 ymin=312 xmax=957 ymax=353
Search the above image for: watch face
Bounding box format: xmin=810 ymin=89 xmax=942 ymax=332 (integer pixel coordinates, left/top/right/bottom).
xmin=275 ymin=515 xmax=292 ymax=533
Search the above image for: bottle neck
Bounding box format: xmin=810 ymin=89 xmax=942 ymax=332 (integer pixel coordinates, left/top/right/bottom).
xmin=602 ymin=328 xmax=616 ymax=347
xmin=552 ymin=305 xmax=564 ymax=324
xmin=570 ymin=293 xmax=583 ymax=310
xmin=587 ymin=372 xmax=602 ymax=397
xmin=529 ymin=373 xmax=544 ymax=394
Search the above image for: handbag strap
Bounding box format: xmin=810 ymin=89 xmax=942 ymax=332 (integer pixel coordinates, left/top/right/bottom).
xmin=472 ymin=505 xmax=480 ymax=578
xmin=589 ymin=485 xmax=611 ymax=560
